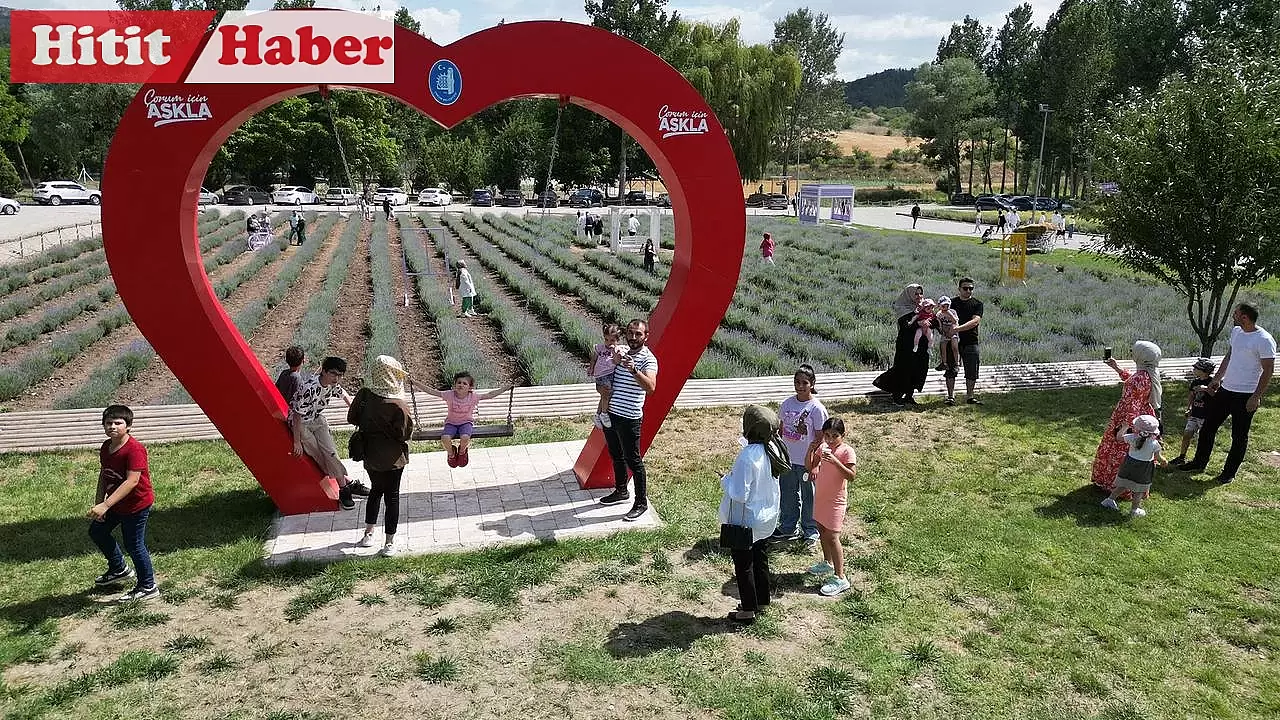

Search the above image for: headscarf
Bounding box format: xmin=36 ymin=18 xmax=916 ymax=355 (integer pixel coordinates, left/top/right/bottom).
xmin=742 ymin=405 xmax=790 ymax=477
xmin=893 ymin=283 xmax=924 ymax=317
xmin=1131 ymin=341 xmax=1163 ymax=411
xmin=368 ymin=355 xmax=407 ymax=399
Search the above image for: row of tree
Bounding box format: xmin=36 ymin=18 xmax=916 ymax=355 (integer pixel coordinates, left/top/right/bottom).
xmin=0 ymin=1 xmax=853 ymax=195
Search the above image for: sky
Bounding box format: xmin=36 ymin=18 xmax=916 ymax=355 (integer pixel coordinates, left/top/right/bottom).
xmin=9 ymin=1 xmax=1058 ymax=80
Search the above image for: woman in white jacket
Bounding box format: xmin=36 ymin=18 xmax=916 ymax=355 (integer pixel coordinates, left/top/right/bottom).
xmin=721 ymin=405 xmax=791 ymax=625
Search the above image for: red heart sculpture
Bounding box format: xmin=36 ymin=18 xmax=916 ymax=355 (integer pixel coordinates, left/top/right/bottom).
xmin=102 ymin=20 xmax=745 ymax=514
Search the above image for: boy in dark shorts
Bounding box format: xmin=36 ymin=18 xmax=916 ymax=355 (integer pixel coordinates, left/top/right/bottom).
xmin=89 ymin=405 xmax=159 ymax=602
xmin=1170 ymin=358 xmax=1216 ymax=466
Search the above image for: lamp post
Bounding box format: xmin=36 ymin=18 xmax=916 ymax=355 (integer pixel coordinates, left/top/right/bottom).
xmin=1034 ymin=103 xmax=1052 ymax=206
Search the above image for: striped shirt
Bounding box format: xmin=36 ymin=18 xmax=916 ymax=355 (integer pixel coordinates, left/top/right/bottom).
xmin=291 ymin=375 xmax=344 ymax=423
xmin=608 ymin=346 xmax=657 ymax=419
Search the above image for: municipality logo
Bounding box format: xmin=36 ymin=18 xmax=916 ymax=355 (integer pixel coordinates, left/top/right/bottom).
xmin=429 ymin=59 xmax=462 ymax=105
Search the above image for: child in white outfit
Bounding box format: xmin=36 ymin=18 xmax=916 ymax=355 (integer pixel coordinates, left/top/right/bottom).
xmin=934 ymin=296 xmax=960 ymax=371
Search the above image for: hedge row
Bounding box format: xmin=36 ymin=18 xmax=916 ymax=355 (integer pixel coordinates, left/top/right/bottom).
xmin=0 ymin=305 xmax=132 ymax=402
xmin=399 ymin=217 xmax=497 ymax=388
xmin=0 ymin=237 xmax=103 ymax=287
xmin=0 ymin=262 xmax=112 ymax=323
xmin=364 ymin=215 xmax=401 ymax=379
xmin=53 ymin=214 xmax=293 ymax=409
xmin=0 ymin=247 xmax=105 ymax=295
xmin=435 ymin=215 xmax=588 ymax=385
xmin=231 ymin=212 xmax=340 ymax=336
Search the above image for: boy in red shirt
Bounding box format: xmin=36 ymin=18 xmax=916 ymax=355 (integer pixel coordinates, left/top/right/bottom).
xmin=88 ymin=405 xmax=158 ymax=602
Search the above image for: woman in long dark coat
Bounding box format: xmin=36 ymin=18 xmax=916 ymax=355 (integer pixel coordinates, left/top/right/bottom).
xmin=873 ymin=283 xmax=930 ymax=406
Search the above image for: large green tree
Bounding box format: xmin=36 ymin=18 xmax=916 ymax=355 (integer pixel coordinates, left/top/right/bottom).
xmin=770 ymin=9 xmax=845 ymax=178
xmin=1093 ymin=37 xmax=1280 ymax=355
xmin=905 ymin=58 xmax=992 ymax=194
xmin=988 ymin=4 xmax=1040 ymax=192
xmin=936 ymin=15 xmax=990 ymax=68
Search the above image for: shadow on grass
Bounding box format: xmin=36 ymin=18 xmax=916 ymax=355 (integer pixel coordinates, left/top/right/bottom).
xmin=0 ymin=488 xmax=274 ymax=563
xmin=1151 ymin=469 xmax=1216 ymax=500
xmin=604 ymin=610 xmax=733 ymax=658
xmin=1034 ymin=484 xmax=1125 ymax=527
xmin=0 ymin=586 xmax=117 ymax=631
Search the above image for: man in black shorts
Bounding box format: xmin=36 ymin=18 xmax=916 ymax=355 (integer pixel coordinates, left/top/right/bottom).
xmin=945 ymin=277 xmax=984 ymax=405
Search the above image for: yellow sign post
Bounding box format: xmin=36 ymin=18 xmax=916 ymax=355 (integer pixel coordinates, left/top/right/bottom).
xmin=1001 ymin=232 xmax=1027 ymax=281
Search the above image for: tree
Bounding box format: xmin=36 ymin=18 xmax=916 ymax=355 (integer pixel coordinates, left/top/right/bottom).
xmin=905 ymin=59 xmax=992 ymax=194
xmin=116 ymin=0 xmax=248 ymax=10
xmin=1093 ymin=38 xmax=1280 ymax=355
xmin=669 ymin=19 xmax=798 ymax=181
xmin=988 ymin=4 xmax=1040 ymax=192
xmin=936 ymin=15 xmax=990 ymax=68
xmin=771 ymin=9 xmax=845 ymax=178
xmin=392 ymin=7 xmax=421 ymax=33
xmin=23 ymin=84 xmax=137 ymax=179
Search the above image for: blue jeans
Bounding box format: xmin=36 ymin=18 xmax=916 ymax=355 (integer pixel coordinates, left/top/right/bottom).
xmin=89 ymin=506 xmax=154 ymax=589
xmin=776 ymin=464 xmax=817 ymax=539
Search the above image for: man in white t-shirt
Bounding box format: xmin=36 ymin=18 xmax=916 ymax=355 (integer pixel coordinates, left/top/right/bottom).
xmin=1182 ymin=303 xmax=1275 ymax=483
xmin=597 ymin=319 xmax=658 ymax=522
xmin=627 ymin=213 xmax=640 ymax=237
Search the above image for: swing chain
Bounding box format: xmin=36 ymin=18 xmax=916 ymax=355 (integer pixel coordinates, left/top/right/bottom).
xmin=320 ymin=86 xmax=358 ymax=202
xmin=540 ymin=95 xmax=569 ymax=221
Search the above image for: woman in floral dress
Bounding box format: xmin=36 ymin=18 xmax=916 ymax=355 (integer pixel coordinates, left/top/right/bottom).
xmin=1091 ymin=341 xmax=1164 ymax=490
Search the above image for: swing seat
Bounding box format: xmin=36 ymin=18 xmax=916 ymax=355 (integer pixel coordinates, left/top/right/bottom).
xmin=408 ymin=384 xmax=516 ymax=442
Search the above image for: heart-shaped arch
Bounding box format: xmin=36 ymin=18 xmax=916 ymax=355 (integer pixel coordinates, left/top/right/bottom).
xmin=102 ymin=20 xmax=745 ymax=514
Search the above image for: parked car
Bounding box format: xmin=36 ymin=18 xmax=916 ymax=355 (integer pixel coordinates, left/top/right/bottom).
xmin=372 ymin=187 xmax=409 ymax=206
xmin=198 ymin=187 xmax=219 ymax=205
xmin=471 ymin=189 xmax=494 ymax=206
xmin=533 ymin=190 xmax=559 ymax=208
xmin=568 ymin=188 xmax=604 ymax=208
xmin=656 ymin=193 xmax=671 ymax=208
xmin=496 ymin=189 xmax=525 ymax=207
xmin=975 ymin=194 xmax=1014 ymax=211
xmin=33 ymin=181 xmax=101 ymax=206
xmin=624 ymin=190 xmax=650 ymax=206
xmin=0 ymin=196 xmax=21 ymax=215
xmin=744 ymin=192 xmax=769 ymax=208
xmin=417 ymin=187 xmax=450 ymax=206
xmin=324 ymin=187 xmax=358 ymax=205
xmin=763 ymin=193 xmax=790 ymax=210
xmin=950 ymin=192 xmax=975 ymax=206
xmin=1007 ymin=195 xmax=1036 ymax=211
xmin=221 ymin=185 xmax=272 ymax=205
xmin=272 ymin=186 xmax=318 ymax=205
xmin=1031 ymin=196 xmax=1061 ymax=211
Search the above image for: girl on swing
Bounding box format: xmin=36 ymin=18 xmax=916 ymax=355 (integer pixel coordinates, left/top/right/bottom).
xmin=419 ymin=372 xmax=514 ymax=468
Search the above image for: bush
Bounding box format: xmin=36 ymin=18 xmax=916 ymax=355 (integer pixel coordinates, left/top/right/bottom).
xmin=0 ymin=151 xmax=23 ymax=196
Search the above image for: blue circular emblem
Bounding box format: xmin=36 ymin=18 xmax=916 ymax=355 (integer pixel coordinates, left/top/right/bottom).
xmin=429 ymin=59 xmax=462 ymax=106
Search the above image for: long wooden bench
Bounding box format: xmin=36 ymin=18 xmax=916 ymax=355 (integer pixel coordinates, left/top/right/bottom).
xmin=0 ymin=356 xmax=1215 ymax=452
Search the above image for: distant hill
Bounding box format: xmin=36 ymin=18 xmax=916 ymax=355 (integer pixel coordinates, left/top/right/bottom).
xmin=844 ymin=68 xmax=916 ymax=109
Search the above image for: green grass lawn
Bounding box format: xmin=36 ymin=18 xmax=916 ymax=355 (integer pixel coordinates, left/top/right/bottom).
xmin=1 ymin=387 xmax=1278 ymax=719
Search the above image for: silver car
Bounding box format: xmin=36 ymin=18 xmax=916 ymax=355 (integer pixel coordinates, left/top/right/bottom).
xmin=198 ymin=187 xmax=219 ymax=205
xmin=417 ymin=187 xmax=450 ymax=206
xmin=0 ymin=196 xmax=21 ymax=215
xmin=324 ymin=187 xmax=358 ymax=205
xmin=273 ymin=186 xmax=319 ymax=205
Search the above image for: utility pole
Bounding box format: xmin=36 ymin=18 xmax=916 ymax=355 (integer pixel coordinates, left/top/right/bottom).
xmin=1034 ymin=103 xmax=1052 ymax=204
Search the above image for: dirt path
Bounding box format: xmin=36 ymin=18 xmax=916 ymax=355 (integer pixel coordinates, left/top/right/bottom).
xmin=247 ymin=218 xmax=350 ymax=376
xmin=430 ymin=220 xmax=524 ymax=387
xmin=325 ymin=219 xmax=372 ymax=391
xmin=386 ymin=218 xmax=442 ymax=387
xmin=6 ymin=231 xmax=287 ymax=412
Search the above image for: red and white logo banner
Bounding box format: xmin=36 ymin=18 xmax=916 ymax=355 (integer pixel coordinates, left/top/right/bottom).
xmin=9 ymin=10 xmax=397 ymax=84
xmin=10 ymin=11 xmax=215 ymax=83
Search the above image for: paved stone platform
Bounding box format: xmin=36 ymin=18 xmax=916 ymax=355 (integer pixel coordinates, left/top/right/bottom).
xmin=263 ymin=440 xmax=660 ymax=564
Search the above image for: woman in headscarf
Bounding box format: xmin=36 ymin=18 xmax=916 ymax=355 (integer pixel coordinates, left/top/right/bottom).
xmin=872 ymin=283 xmax=931 ymax=405
xmin=348 ymin=355 xmax=414 ymax=556
xmin=1091 ymin=341 xmax=1164 ymax=491
xmin=720 ymin=405 xmax=790 ymax=625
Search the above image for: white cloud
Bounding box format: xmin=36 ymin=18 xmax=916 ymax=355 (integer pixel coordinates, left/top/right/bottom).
xmin=411 ymin=7 xmax=464 ymax=43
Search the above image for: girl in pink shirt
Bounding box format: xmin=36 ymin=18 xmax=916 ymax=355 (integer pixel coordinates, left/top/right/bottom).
xmin=420 ymin=372 xmax=513 ymax=467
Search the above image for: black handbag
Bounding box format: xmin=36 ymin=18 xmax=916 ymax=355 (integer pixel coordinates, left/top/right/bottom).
xmin=719 ymin=499 xmax=754 ymax=551
xmin=348 ymin=430 xmax=366 ymax=462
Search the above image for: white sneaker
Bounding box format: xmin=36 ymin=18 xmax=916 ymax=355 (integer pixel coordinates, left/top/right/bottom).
xmin=807 ymin=560 xmax=834 ymax=576
xmin=357 ymin=532 xmax=376 ymax=548
xmin=598 ymin=412 xmax=612 ymax=428
xmin=1101 ymin=498 xmax=1119 ymax=511
xmin=380 ymin=543 xmax=400 ymax=557
xmin=1130 ymin=507 xmax=1147 ymax=518
xmin=819 ymin=576 xmax=851 ymax=597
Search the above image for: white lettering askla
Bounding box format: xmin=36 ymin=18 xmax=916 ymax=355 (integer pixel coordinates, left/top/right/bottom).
xmin=658 ymin=105 xmax=709 ymax=139
xmin=144 ymin=89 xmax=212 ymax=127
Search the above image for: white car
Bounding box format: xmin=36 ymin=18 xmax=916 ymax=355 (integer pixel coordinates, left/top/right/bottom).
xmin=272 ymin=186 xmax=319 ymax=205
xmin=33 ymin=181 xmax=101 ymax=206
xmin=324 ymin=187 xmax=358 ymax=205
xmin=198 ymin=187 xmax=219 ymax=205
xmin=372 ymin=187 xmax=409 ymax=205
xmin=417 ymin=187 xmax=450 ymax=206
xmin=0 ymin=196 xmax=21 ymax=215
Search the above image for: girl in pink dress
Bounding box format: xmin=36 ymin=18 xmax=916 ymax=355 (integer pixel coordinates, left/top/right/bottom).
xmin=419 ymin=372 xmax=513 ymax=468
xmin=1091 ymin=341 xmax=1163 ymax=490
xmin=805 ymin=417 xmax=858 ymax=597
